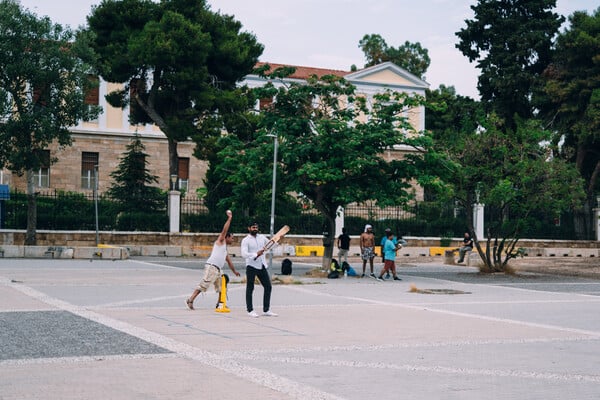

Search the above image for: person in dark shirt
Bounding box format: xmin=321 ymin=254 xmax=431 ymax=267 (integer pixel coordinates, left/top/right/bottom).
xmin=456 ymin=232 xmax=474 ymax=263
xmin=337 ymin=227 xmax=351 ymax=265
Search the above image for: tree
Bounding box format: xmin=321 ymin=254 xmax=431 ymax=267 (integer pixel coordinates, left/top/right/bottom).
xmin=426 ymin=111 xmax=585 ymax=272
xmin=0 ymin=0 xmax=99 ymax=245
xmin=425 ymin=85 xmax=484 ymax=149
xmin=455 ymin=0 xmax=564 ymax=129
xmin=536 ymin=9 xmax=600 ymax=238
xmin=86 ymin=0 xmax=263 ymax=185
xmin=219 ymin=66 xmax=439 ymax=268
xmin=107 ymin=134 xmax=164 ymax=213
xmin=358 ymin=34 xmax=430 ymax=79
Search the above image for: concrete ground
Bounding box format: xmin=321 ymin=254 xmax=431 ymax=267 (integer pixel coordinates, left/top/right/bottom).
xmin=1 ymin=256 xmax=599 ymax=400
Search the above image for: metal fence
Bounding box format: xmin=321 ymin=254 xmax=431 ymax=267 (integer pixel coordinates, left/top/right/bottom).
xmin=0 ymin=190 xmax=593 ymax=240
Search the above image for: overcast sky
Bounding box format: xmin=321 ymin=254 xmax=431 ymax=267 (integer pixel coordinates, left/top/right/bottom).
xmin=17 ymin=0 xmax=599 ymax=99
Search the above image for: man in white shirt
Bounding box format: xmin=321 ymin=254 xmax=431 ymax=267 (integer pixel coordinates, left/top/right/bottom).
xmin=241 ymin=221 xmax=277 ymax=318
xmin=186 ymin=210 xmax=240 ymax=310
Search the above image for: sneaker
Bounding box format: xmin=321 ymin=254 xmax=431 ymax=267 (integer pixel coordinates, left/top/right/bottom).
xmin=393 ymin=276 xmax=402 ymax=281
xmin=361 ymin=273 xmax=365 ymax=278
xmin=370 ymin=273 xmax=376 ymax=278
xmin=376 ymin=276 xmax=384 ymax=281
xmin=385 ymin=273 xmax=391 ymax=279
xmin=248 ymin=310 xmax=259 ymax=318
xmin=263 ymin=310 xmax=278 ymax=317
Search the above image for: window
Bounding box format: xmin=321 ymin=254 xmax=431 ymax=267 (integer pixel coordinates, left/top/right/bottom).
xmin=178 ymin=157 xmax=189 ymax=191
xmin=259 ymin=97 xmax=273 ymax=110
xmin=33 ymin=150 xmax=50 ymax=188
xmin=84 ymin=75 xmax=99 ymax=105
xmin=81 ymin=152 xmax=99 ymax=189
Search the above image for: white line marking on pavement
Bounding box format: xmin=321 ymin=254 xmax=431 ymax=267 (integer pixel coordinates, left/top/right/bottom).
xmin=284 ymin=285 xmax=600 ymax=338
xmin=225 ymin=355 xmax=600 ymax=383
xmin=1 ymin=276 xmax=345 ymax=400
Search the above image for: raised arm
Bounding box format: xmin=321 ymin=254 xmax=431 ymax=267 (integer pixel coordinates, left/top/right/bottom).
xmin=216 ymin=210 xmax=233 ymax=245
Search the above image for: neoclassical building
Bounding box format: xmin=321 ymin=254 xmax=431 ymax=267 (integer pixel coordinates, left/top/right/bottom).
xmin=1 ymin=62 xmax=429 ymax=198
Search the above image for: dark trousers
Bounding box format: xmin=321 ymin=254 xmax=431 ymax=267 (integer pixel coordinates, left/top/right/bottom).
xmin=246 ymin=265 xmax=272 ymax=313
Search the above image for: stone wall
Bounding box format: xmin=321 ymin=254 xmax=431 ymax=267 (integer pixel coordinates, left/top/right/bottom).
xmin=1 ymin=230 xmax=597 ymax=250
xmin=2 ymin=133 xmax=208 ymax=194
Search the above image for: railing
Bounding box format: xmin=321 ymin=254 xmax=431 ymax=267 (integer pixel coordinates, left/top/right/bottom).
xmin=0 ymin=190 xmax=593 ymax=239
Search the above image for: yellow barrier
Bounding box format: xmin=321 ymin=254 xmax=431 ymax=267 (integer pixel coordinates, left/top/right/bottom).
xmin=429 ymin=246 xmax=455 ymax=256
xmin=295 ymin=245 xmax=324 ymax=257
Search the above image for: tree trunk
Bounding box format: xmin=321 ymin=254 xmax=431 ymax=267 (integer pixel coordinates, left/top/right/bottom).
xmin=321 ymin=213 xmax=336 ymax=270
xmin=25 ymin=170 xmax=37 ymax=245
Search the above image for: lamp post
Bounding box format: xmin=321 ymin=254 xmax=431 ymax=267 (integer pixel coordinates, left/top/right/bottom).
xmin=267 ymin=133 xmax=279 ymax=269
xmin=93 ymin=165 xmax=99 ymax=246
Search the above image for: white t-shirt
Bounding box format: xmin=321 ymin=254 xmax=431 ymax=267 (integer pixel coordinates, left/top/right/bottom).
xmin=205 ymin=241 xmax=228 ymax=268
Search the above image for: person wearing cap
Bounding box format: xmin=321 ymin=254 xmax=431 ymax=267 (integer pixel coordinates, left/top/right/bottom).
xmin=360 ymin=224 xmax=376 ymax=278
xmin=186 ymin=210 xmax=240 ymax=310
xmin=241 ymin=221 xmax=278 ymax=317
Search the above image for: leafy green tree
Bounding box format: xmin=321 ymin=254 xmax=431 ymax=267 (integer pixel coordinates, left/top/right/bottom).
xmin=358 ymin=34 xmax=430 ymax=79
xmin=536 ymin=9 xmax=600 ymax=238
xmin=219 ymin=66 xmax=440 ymax=267
xmin=86 ymin=0 xmax=263 ymax=184
xmin=425 ymin=85 xmax=484 ymax=149
xmin=426 ymin=111 xmax=585 ymax=272
xmin=107 ymin=134 xmax=164 ymax=213
xmin=0 ymin=0 xmax=99 ymax=245
xmin=455 ymin=0 xmax=564 ymax=129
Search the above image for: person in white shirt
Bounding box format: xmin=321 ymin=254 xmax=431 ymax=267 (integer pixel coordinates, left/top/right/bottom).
xmin=241 ymin=221 xmax=277 ymax=318
xmin=186 ymin=210 xmax=240 ymax=310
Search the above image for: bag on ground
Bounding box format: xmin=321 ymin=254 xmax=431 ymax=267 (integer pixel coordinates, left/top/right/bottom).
xmin=281 ymin=258 xmax=292 ymax=275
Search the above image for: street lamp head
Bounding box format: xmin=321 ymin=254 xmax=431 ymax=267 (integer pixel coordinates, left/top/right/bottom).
xmin=170 ymin=174 xmax=178 ymax=190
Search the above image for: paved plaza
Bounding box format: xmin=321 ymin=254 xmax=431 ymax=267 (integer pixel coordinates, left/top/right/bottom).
xmin=1 ymin=257 xmax=599 ymax=399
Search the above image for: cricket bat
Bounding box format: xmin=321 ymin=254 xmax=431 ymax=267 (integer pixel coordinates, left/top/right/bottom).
xmin=254 ymin=225 xmax=290 ymax=259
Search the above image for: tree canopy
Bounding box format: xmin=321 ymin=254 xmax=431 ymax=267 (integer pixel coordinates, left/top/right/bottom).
xmin=0 ymin=0 xmax=99 ymax=244
xmin=455 ymin=0 xmax=564 ymax=128
xmin=536 ymin=8 xmax=600 ymax=237
xmin=425 ymin=92 xmax=585 ymax=271
xmin=107 ymin=134 xmax=164 ymax=213
xmin=358 ymin=34 xmax=430 ymax=79
xmin=86 ymin=0 xmax=263 ymax=183
xmin=216 ymin=66 xmax=441 ymax=266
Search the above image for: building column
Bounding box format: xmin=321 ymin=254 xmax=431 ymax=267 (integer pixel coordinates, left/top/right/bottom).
xmin=335 ymin=206 xmax=344 ymax=238
xmin=168 ymin=190 xmax=180 ymax=233
xmin=473 ymin=203 xmax=484 ymax=239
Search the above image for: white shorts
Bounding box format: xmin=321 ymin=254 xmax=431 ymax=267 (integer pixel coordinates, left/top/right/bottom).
xmin=197 ymin=264 xmax=221 ymax=293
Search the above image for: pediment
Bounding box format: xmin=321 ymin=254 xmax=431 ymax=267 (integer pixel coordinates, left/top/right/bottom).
xmin=345 ymin=62 xmax=429 ymax=90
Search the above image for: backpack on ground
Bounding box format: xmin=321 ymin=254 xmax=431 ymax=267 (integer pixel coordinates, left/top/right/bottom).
xmin=342 ymin=262 xmax=357 ymax=276
xmin=330 ymin=259 xmax=342 ymax=272
xmin=327 ymin=270 xmax=340 ymax=279
xmin=281 ymin=258 xmax=292 ymax=275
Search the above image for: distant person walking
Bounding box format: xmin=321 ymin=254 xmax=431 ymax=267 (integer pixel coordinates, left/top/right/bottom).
xmin=241 ymin=221 xmax=278 ymax=318
xmin=377 ymin=230 xmax=402 ymax=281
xmin=360 ymin=224 xmax=376 ymax=278
xmin=186 ymin=210 xmax=240 ymax=310
xmin=337 ymin=227 xmax=351 ymax=265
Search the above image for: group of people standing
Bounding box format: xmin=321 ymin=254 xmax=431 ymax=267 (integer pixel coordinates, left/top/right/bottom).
xmin=337 ymin=224 xmax=403 ymax=281
xmin=186 ymin=211 xmax=277 ymax=318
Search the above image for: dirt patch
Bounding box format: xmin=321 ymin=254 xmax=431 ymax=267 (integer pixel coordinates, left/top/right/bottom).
xmin=510 ymin=256 xmax=600 ymax=279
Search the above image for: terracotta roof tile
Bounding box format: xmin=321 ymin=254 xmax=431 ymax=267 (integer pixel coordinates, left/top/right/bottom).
xmin=255 ymin=62 xmax=350 ymax=79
